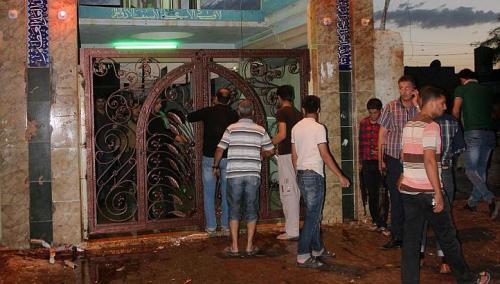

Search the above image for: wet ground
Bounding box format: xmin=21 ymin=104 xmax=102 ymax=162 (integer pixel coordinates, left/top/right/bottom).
xmin=1 ymin=150 xmax=499 ymax=283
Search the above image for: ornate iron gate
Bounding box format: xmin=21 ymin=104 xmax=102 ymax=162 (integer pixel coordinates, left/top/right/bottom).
xmin=82 ymin=49 xmax=309 ymax=235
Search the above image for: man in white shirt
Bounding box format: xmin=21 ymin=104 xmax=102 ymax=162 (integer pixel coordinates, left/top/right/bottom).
xmin=291 ymin=95 xmax=350 ymax=269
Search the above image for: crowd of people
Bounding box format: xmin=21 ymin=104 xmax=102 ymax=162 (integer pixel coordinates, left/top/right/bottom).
xmin=95 ymin=69 xmax=496 ymax=283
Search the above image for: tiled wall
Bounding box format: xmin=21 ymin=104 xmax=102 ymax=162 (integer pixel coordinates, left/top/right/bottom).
xmin=308 ymin=0 xmax=375 ymax=223
xmin=49 ymin=0 xmax=81 ymax=245
xmin=308 ymin=0 xmax=343 ymax=223
xmin=351 ymin=0 xmax=376 ymax=219
xmin=0 ymin=1 xmax=30 ymax=248
xmin=374 ymin=30 xmax=404 ymax=106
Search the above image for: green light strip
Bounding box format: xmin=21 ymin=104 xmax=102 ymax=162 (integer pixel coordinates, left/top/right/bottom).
xmin=112 ymin=41 xmax=178 ymax=49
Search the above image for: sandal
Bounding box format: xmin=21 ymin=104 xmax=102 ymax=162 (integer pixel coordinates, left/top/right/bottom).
xmin=297 ymin=257 xmax=327 ymax=269
xmin=476 ymin=271 xmax=491 ymax=284
xmin=223 ymin=247 xmax=239 ymax=257
xmin=439 ymin=263 xmax=451 ymax=274
xmin=246 ymin=246 xmax=259 ymax=256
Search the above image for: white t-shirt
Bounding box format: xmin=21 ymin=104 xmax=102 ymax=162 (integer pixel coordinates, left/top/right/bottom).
xmin=291 ymin=117 xmax=327 ymax=176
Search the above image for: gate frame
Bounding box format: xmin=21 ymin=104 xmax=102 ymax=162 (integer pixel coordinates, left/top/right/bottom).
xmin=81 ymin=48 xmax=310 ymax=236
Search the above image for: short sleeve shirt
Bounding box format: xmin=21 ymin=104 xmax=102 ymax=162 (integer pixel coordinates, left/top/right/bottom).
xmin=400 ymin=115 xmax=442 ymax=194
xmin=275 ymin=106 xmax=303 ymax=155
xmin=378 ymin=99 xmax=418 ymax=159
xmin=291 ymin=118 xmax=327 ymax=176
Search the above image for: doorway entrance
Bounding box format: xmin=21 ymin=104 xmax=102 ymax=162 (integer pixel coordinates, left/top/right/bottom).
xmin=81 ymin=49 xmax=309 ymax=236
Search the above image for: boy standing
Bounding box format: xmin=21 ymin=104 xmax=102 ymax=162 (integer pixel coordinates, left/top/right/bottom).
xmin=359 ymin=98 xmax=387 ymax=232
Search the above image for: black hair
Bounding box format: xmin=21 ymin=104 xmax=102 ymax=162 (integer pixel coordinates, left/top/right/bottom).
xmin=366 ymin=98 xmax=382 ymax=110
xmin=456 ymin=68 xmax=476 ymax=80
xmin=216 ymin=88 xmax=231 ymax=105
xmin=398 ymin=75 xmax=416 ymax=87
xmin=420 ymin=85 xmax=445 ymax=107
xmin=301 ymin=95 xmax=320 ymax=114
xmin=276 ymin=85 xmax=295 ymax=102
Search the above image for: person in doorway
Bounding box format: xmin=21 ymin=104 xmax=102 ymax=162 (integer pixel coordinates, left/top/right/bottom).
xmin=399 ymin=85 xmax=491 ymax=284
xmin=213 ymin=100 xmax=274 ymax=256
xmin=378 ymin=75 xmax=419 ymax=249
xmin=359 ymin=98 xmax=387 ymax=232
xmin=271 ymin=85 xmax=303 ymax=241
xmin=452 ymin=68 xmax=498 ymax=220
xmin=291 ymin=95 xmax=350 ymax=269
xmin=187 ymin=88 xmax=239 ymax=236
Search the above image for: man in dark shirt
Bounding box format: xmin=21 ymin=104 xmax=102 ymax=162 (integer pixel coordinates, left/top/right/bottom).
xmin=271 ymin=85 xmax=303 ymax=240
xmin=452 ymin=69 xmax=498 ymax=220
xmin=187 ymin=88 xmax=239 ymax=236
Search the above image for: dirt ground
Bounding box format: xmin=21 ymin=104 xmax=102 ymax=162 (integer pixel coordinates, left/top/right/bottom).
xmin=0 ymin=197 xmax=499 ymax=284
xmin=1 ymin=150 xmax=499 ymax=284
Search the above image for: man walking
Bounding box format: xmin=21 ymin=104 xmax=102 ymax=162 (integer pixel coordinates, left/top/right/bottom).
xmin=188 ymin=88 xmax=239 ymax=236
xmin=272 ymin=85 xmax=303 ymax=241
xmin=400 ymin=86 xmax=491 ymax=284
xmin=213 ymin=100 xmax=274 ymax=256
xmin=378 ymin=76 xmax=419 ymax=249
xmin=291 ymin=95 xmax=350 ymax=269
xmin=452 ymin=69 xmax=498 ymax=219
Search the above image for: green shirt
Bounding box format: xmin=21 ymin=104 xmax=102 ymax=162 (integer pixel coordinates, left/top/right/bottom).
xmin=454 ymin=81 xmax=495 ymax=131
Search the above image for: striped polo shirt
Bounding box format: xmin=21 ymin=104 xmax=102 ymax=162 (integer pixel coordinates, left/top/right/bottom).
xmin=400 ymin=115 xmax=442 ymax=194
xmin=217 ymin=118 xmax=274 ymax=179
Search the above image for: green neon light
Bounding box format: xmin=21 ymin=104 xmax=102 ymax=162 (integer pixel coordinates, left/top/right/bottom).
xmin=112 ymin=41 xmax=178 ymax=49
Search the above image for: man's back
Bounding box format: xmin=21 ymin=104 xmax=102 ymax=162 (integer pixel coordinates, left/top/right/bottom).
xmin=275 ymin=106 xmax=303 ymax=155
xmin=187 ymin=104 xmax=238 ymax=157
xmin=291 ymin=118 xmax=326 ymax=176
xmin=454 ymin=82 xmax=495 ymax=131
xmin=219 ymin=118 xmax=273 ymax=179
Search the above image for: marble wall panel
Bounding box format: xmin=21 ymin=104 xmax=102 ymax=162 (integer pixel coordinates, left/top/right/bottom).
xmin=51 ymin=115 xmax=79 ymax=149
xmin=374 ymin=30 xmax=404 ymax=106
xmin=0 ymin=0 xmax=28 ymax=247
xmin=1 ymin=204 xmax=29 ymax=248
xmin=52 ymin=148 xmax=80 ymax=202
xmin=52 ymin=201 xmax=81 ymax=245
xmin=0 ymin=149 xmax=29 ymax=206
xmin=49 ymin=0 xmax=80 ymax=245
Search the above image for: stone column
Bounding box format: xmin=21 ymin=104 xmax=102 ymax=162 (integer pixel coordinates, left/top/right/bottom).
xmin=308 ymin=0 xmax=343 ymax=223
xmin=308 ymin=0 xmax=376 ymax=223
xmin=49 ymin=0 xmax=82 ymax=245
xmin=0 ymin=1 xmax=30 ymax=248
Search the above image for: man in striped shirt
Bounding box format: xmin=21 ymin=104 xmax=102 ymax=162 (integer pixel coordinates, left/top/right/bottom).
xmin=400 ymin=86 xmax=490 ymax=284
xmin=213 ymin=100 xmax=274 ymax=256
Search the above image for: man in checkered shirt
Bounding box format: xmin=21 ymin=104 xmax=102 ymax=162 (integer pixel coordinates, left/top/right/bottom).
xmin=377 ymin=75 xmax=419 ymax=249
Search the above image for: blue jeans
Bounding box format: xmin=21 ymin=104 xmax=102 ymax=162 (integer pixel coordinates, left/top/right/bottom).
xmin=297 ymin=170 xmax=325 ymax=259
xmin=464 ymin=130 xmax=496 ymax=207
xmin=202 ymin=156 xmax=228 ymax=231
xmin=227 ymin=176 xmax=260 ymax=222
xmin=385 ymin=155 xmax=404 ymax=240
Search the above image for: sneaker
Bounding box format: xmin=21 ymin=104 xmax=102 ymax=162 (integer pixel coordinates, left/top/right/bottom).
xmin=382 ymin=239 xmax=402 ymax=250
xmin=206 ymin=229 xmax=217 ymax=237
xmin=221 ymin=228 xmax=230 ymax=237
xmin=464 ymin=203 xmax=477 ymax=212
xmin=297 ymin=257 xmax=328 ymax=270
xmin=276 ymin=233 xmax=299 ymax=241
xmin=488 ymin=201 xmax=499 ymax=220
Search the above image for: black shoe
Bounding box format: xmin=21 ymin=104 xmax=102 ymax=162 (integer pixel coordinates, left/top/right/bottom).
xmin=463 ymin=203 xmax=477 ymax=212
xmin=382 ymin=239 xmax=402 ymax=250
xmin=489 ymin=201 xmax=499 ymax=220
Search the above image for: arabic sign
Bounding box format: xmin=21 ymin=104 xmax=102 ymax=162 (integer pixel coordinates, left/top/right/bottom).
xmin=27 ymin=0 xmax=49 ymax=67
xmin=111 ymin=8 xmax=223 ymax=20
xmin=337 ymin=0 xmax=351 ymax=71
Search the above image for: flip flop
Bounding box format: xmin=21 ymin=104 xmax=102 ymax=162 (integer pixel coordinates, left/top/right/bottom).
xmin=223 ymin=247 xmax=239 ymax=257
xmin=477 ymin=271 xmax=491 ymax=284
xmin=246 ymin=246 xmax=259 ymax=256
